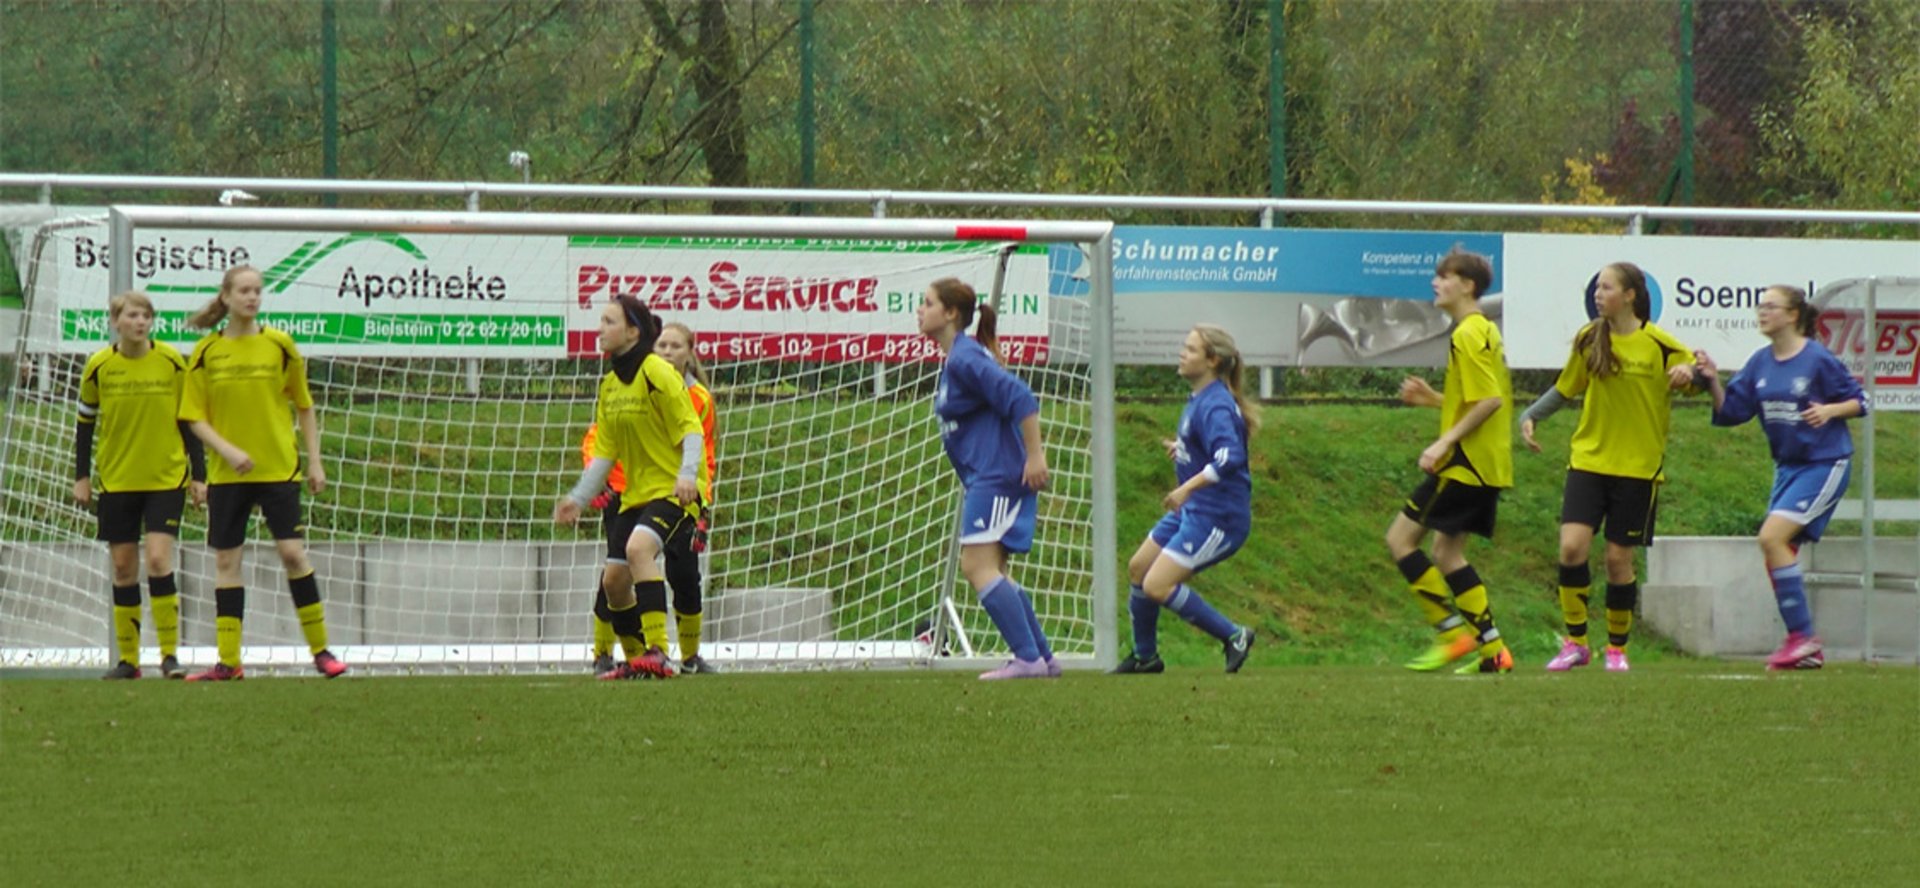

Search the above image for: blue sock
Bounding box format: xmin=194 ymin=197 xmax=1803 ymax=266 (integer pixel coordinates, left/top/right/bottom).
xmin=1770 ymin=563 xmax=1813 ymax=635
xmin=1015 ymin=584 xmax=1053 ymax=661
xmin=979 ymin=576 xmax=1039 ymax=662
xmin=1167 ymin=584 xmax=1238 ymax=642
xmin=1129 ymin=585 xmax=1161 ymax=659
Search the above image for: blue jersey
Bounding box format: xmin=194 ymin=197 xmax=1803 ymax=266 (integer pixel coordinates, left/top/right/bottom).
xmin=935 ymin=334 xmax=1039 ymax=493
xmin=1171 ymin=379 xmax=1252 ymax=523
xmin=1713 ymin=340 xmax=1865 ymax=465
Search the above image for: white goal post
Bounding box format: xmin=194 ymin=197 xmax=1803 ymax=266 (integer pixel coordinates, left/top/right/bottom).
xmin=0 ymin=206 xmax=1116 ymax=673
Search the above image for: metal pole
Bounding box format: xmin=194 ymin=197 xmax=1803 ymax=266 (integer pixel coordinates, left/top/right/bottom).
xmin=1861 ymin=277 xmax=1878 ymax=661
xmin=321 ymin=0 xmax=339 ymax=207
xmin=1267 ymin=0 xmax=1286 ymax=203
xmin=1676 ymin=0 xmax=1695 ymax=227
xmin=796 ymin=0 xmax=816 ymax=216
xmin=1089 ymin=231 xmax=1118 ymax=668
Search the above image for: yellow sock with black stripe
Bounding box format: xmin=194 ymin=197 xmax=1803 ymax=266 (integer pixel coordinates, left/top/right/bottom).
xmin=675 ymin=610 xmax=702 ymax=661
xmin=214 ymin=586 xmax=246 ymax=668
xmin=1605 ymin=581 xmax=1637 ymax=648
xmin=607 ymin=601 xmax=644 ymax=657
xmin=289 ymin=572 xmax=329 ymax=656
xmin=1395 ymin=551 xmax=1468 ymax=640
xmin=149 ymin=574 xmax=181 ymax=658
xmin=112 ymin=583 xmax=142 ymax=666
xmin=1444 ymin=565 xmax=1505 ymax=658
xmin=590 ymin=585 xmax=616 ymax=658
xmin=636 ymin=579 xmax=670 ymax=652
xmin=1558 ymin=563 xmax=1592 ymax=647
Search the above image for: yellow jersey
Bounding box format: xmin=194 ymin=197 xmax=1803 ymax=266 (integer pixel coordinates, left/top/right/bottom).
xmin=591 ymin=353 xmax=703 ymax=514
xmin=78 ymin=341 xmax=190 ymax=493
xmin=1553 ymin=321 xmax=1693 ymax=481
xmin=1438 ymin=313 xmax=1513 ymax=489
xmin=179 ymin=326 xmax=314 ymax=485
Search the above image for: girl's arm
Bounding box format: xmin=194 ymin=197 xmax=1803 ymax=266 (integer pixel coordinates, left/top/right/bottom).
xmin=1019 ymin=412 xmax=1048 ymax=491
xmin=188 ymin=419 xmax=252 ymax=476
xmin=297 ymin=406 xmax=325 ymax=494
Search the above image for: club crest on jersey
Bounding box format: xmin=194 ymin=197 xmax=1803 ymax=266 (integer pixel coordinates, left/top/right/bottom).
xmin=1791 ymin=376 xmax=1809 ymax=397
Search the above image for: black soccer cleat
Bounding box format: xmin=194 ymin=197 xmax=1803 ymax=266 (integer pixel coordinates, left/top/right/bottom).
xmin=1223 ymin=627 xmax=1256 ymax=674
xmin=1109 ymin=652 xmax=1166 ymax=674
xmin=160 ymin=655 xmax=187 ymax=679
xmin=591 ymin=653 xmax=617 ymax=676
xmin=679 ymin=654 xmax=718 ymax=675
xmin=101 ymin=660 xmax=142 ymax=680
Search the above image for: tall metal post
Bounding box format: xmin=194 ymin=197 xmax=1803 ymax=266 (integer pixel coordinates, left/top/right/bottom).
xmin=322 ymin=0 xmax=339 ymax=207
xmin=1089 ymin=232 xmax=1118 ymax=668
xmin=796 ymin=0 xmax=816 ymax=215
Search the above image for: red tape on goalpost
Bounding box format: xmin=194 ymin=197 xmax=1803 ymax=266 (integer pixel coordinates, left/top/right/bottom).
xmin=953 ymin=225 xmax=1028 ymax=241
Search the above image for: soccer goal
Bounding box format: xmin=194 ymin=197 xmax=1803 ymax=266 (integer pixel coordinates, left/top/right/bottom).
xmin=0 ymin=206 xmax=1116 ymax=673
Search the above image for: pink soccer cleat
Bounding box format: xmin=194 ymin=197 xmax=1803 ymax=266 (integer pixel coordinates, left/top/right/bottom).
xmin=1603 ymin=646 xmax=1630 ymax=672
xmin=1544 ymin=639 xmax=1592 ymax=672
xmin=1766 ymin=633 xmax=1825 ymax=671
xmin=314 ymin=650 xmax=349 ymax=679
xmin=978 ymin=658 xmax=1050 ymax=681
xmin=185 ymin=663 xmax=244 ymax=682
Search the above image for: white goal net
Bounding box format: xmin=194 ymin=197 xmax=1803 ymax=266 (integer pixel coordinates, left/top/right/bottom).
xmin=0 ymin=207 xmax=1116 ymax=673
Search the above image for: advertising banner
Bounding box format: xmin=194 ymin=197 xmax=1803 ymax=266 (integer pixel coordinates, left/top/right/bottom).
xmin=1503 ymin=233 xmax=1920 ymax=372
xmin=1106 ymin=227 xmax=1504 ymax=366
xmin=43 ymin=220 xmax=568 ymax=357
xmin=566 ymin=237 xmax=1053 ymax=364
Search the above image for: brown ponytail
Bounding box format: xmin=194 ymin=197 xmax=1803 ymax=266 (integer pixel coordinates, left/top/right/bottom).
xmin=930 ymin=276 xmax=1005 ymax=363
xmin=662 ymin=321 xmax=709 ymax=386
xmin=1770 ymin=285 xmax=1818 ymax=337
xmin=1193 ymin=323 xmax=1261 ymax=437
xmin=188 ymin=265 xmax=258 ymax=330
xmin=1573 ymin=261 xmax=1652 ymax=378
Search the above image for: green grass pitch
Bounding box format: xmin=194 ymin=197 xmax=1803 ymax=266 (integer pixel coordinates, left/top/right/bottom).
xmin=3 ymin=664 xmax=1915 ymax=886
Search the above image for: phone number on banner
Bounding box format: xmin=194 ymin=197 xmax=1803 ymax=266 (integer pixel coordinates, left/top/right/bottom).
xmin=568 ymin=331 xmax=1050 ymax=364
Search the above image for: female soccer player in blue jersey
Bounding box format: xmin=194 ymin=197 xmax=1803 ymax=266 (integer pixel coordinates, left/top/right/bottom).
xmin=1112 ymin=324 xmax=1258 ymax=674
xmin=1521 ymin=262 xmax=1699 ymax=673
xmin=74 ymin=291 xmax=205 ymax=679
xmin=179 ymin=266 xmax=347 ymax=680
xmin=917 ymin=277 xmax=1056 ymax=680
xmin=1695 ymin=285 xmax=1865 ymax=670
xmin=555 ymin=294 xmax=704 ymax=680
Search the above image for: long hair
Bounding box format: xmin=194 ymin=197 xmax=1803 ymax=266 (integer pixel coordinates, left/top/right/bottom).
xmin=108 ymin=290 xmax=155 ymax=344
xmin=1769 ymin=284 xmax=1818 ymax=337
xmin=1192 ymin=323 xmax=1261 ymax=438
xmin=660 ymin=321 xmax=708 ymax=386
xmin=929 ymin=276 xmax=1001 ymax=363
xmin=1572 ymin=261 xmax=1651 ymax=378
xmin=187 ymin=265 xmax=258 ymax=330
xmin=610 ymin=293 xmax=663 ymax=356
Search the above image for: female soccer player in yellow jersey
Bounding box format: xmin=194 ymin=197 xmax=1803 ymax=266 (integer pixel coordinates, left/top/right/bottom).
xmin=177 ymin=266 xmax=347 ymax=681
xmin=555 ymin=294 xmax=704 ymax=680
xmin=1520 ymin=261 xmax=1701 ymax=673
xmin=74 ymin=291 xmax=206 ymax=679
xmin=584 ymin=320 xmax=719 ymax=675
xmin=1388 ymin=251 xmax=1514 ymax=674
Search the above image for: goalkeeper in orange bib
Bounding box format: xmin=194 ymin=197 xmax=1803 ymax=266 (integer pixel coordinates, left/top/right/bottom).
xmin=585 ymin=321 xmax=718 ymax=675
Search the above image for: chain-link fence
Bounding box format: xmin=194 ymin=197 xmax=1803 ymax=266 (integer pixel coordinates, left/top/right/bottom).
xmin=2 ymin=1 xmax=1912 ymax=229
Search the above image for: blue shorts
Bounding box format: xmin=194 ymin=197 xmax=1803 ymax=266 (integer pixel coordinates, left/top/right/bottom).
xmin=1769 ymin=459 xmax=1851 ymax=543
xmin=1147 ymin=508 xmax=1248 ymax=572
xmin=958 ymin=488 xmax=1038 ymax=554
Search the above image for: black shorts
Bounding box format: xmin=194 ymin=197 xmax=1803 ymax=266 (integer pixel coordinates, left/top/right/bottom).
xmin=1401 ymin=475 xmax=1501 ymax=539
xmin=95 ymin=488 xmax=186 ymax=544
xmin=605 ymin=497 xmax=697 ymax=563
xmin=1561 ymin=469 xmax=1660 ymax=547
xmin=206 ymin=482 xmax=305 ymax=550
